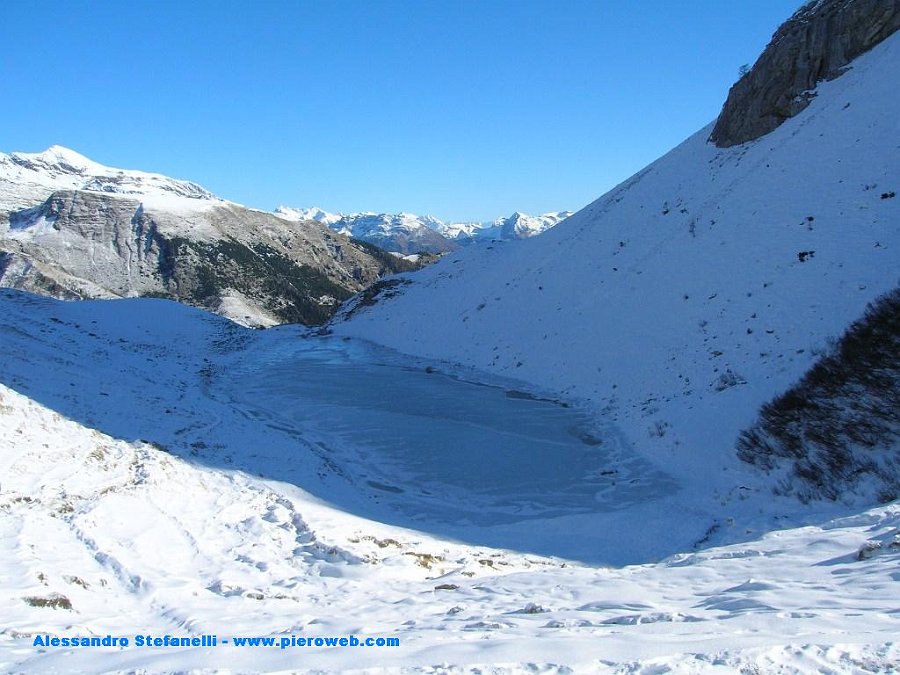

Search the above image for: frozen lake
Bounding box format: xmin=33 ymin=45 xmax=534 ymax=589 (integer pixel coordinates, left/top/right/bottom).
xmin=221 ymin=335 xmax=676 ymax=528
xmin=0 ymin=292 xmax=687 ymax=562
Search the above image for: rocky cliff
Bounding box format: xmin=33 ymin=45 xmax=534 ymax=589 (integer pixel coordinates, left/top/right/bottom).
xmin=710 ymin=0 xmax=900 ymax=147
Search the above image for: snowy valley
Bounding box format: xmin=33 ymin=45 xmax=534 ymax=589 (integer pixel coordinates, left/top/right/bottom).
xmin=1 ymin=290 xmax=898 ymax=674
xmin=1 ymin=0 xmax=899 ymax=673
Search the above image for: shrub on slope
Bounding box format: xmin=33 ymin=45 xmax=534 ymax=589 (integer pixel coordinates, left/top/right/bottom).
xmin=737 ymin=288 xmax=900 ymax=503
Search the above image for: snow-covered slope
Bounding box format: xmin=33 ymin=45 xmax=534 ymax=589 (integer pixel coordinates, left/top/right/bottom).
xmin=276 ymin=207 xmax=574 ymax=253
xmin=0 ymin=145 xmax=221 ymax=215
xmin=1 ymin=288 xmax=899 ymax=674
xmin=335 ymin=31 xmax=900 ymax=498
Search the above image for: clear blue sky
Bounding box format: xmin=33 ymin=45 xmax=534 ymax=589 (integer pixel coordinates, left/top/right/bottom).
xmin=2 ymin=1 xmax=802 ymax=222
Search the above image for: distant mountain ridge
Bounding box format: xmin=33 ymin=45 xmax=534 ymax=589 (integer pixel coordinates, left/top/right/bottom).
xmin=0 ymin=146 xmax=572 ymax=324
xmin=274 ymin=206 xmax=574 ymax=254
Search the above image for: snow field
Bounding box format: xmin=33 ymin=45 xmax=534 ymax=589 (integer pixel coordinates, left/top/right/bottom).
xmin=0 ymin=291 xmax=897 ymax=673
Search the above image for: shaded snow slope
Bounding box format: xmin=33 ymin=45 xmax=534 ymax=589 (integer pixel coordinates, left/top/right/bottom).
xmin=335 ymin=32 xmax=900 ymax=501
xmin=0 ymin=289 xmax=713 ymax=565
xmin=1 ymin=290 xmax=898 ymax=673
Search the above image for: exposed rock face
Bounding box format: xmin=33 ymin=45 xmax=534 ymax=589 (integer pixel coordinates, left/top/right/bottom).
xmin=0 ymin=190 xmax=417 ymax=326
xmin=0 ymin=147 xmax=420 ymax=326
xmin=710 ymin=0 xmax=900 ymax=147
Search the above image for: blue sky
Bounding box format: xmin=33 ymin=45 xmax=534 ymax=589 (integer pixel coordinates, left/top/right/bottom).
xmin=2 ymin=1 xmax=801 ymax=222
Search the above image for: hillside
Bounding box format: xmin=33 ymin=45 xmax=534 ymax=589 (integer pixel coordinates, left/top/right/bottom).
xmin=335 ymin=22 xmax=900 ymax=501
xmin=0 ymin=147 xmax=416 ymax=326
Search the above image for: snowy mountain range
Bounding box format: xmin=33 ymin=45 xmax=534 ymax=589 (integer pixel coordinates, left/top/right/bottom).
xmin=0 ymin=147 xmax=416 ymax=327
xmin=274 ymin=206 xmax=574 ymax=254
xmin=0 ymin=146 xmax=571 ymax=320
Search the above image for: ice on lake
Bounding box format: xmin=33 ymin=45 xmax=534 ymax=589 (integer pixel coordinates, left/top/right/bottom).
xmin=222 ymin=336 xmax=676 ymax=528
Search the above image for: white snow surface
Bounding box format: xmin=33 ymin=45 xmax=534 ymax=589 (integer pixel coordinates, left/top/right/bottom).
xmin=0 ymin=289 xmax=898 ymax=674
xmin=214 ymin=289 xmax=281 ymax=328
xmin=0 ymin=145 xmax=226 ymax=218
xmin=275 ymin=205 xmax=343 ymax=227
xmin=335 ymin=32 xmax=900 ymax=505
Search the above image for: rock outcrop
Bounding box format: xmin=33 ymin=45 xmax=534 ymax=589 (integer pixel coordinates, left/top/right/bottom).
xmin=1 ymin=190 xmax=416 ymax=326
xmin=710 ymin=0 xmax=900 ymax=147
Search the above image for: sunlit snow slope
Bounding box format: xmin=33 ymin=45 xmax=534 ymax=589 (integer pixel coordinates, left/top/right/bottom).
xmin=335 ymin=32 xmax=900 ymax=495
xmin=0 ymin=145 xmax=221 ymax=215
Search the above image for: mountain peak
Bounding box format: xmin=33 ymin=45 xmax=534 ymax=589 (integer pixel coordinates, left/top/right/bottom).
xmin=42 ymin=145 xmax=97 ymax=167
xmin=275 ymin=207 xmax=573 ymax=253
xmin=1 ymin=145 xmax=220 ymax=210
xmin=273 ymin=206 xmax=342 ymax=227
xmin=9 ymin=145 xmax=104 ymax=175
